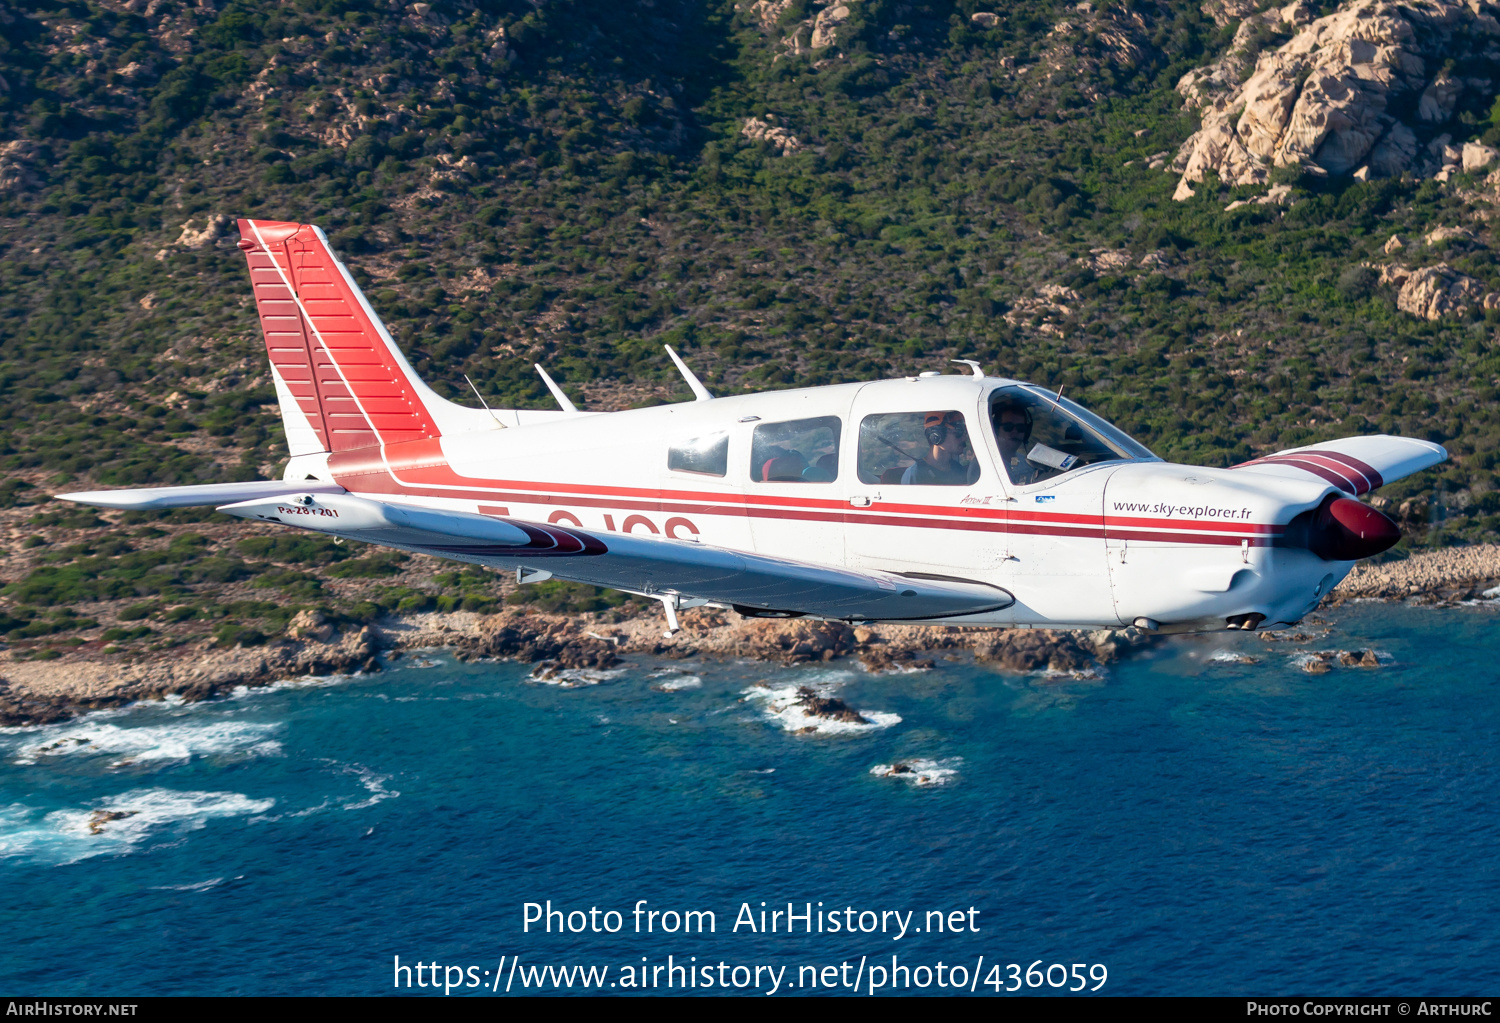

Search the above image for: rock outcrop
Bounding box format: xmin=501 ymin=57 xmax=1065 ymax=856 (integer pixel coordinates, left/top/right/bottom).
xmin=1379 ymin=262 xmax=1500 ymax=319
xmin=810 ymin=3 xmax=851 ymax=48
xmin=741 ymin=116 xmax=803 ymax=155
xmin=0 ymin=140 xmax=42 ymax=194
xmin=1333 ymin=542 xmax=1500 ymax=600
xmin=175 ymin=214 xmax=232 ymax=249
xmin=746 ymin=0 xmax=860 ymax=58
xmin=1172 ymin=0 xmax=1500 ymax=199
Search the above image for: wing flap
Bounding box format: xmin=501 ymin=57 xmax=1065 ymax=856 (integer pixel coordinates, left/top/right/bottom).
xmin=55 ymin=480 xmax=348 ymax=510
xmin=215 ymin=492 xmax=1012 ymax=622
xmin=1232 ymin=435 xmax=1447 ymax=495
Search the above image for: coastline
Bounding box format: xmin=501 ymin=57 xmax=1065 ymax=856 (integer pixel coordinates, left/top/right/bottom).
xmin=2 ymin=543 xmax=1496 ymax=728
xmin=1329 ymin=544 xmax=1500 ymax=603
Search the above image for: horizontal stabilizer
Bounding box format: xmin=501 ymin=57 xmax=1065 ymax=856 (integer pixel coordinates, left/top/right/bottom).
xmin=1232 ymin=435 xmax=1447 ymax=495
xmin=55 ymin=480 xmax=348 ymax=511
xmin=217 ymin=492 xmax=1012 ymax=622
xmin=216 ymin=492 xmax=538 ymax=551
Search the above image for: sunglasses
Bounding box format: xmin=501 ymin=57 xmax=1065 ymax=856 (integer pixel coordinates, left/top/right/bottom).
xmin=997 ymin=421 xmax=1028 ymax=434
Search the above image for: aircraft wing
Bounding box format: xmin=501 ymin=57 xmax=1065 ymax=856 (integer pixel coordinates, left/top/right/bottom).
xmin=212 ymin=491 xmax=1014 ymax=622
xmin=1231 ymin=435 xmax=1447 ymax=495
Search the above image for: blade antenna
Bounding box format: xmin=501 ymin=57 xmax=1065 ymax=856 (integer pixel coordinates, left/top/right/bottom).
xmin=951 ymin=359 xmax=985 ymax=378
xmin=534 ymin=364 xmax=579 ymax=413
xmin=664 ymin=345 xmax=713 ymax=402
xmin=464 ymin=374 xmax=507 ymax=429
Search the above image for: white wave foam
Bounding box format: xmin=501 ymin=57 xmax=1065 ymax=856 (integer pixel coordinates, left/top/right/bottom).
xmin=10 ymin=718 xmax=282 ymax=768
xmin=1482 ymin=585 xmax=1500 ymax=599
xmin=0 ymin=788 xmax=275 ymax=866
xmin=529 ymin=666 xmax=626 ymax=688
xmin=342 ymin=764 xmax=399 ymax=810
xmin=743 ymin=684 xmax=900 ymax=735
xmin=231 ymin=674 xmax=356 ymax=700
xmin=1040 ymin=667 xmax=1103 ymax=681
xmin=871 ymin=757 xmax=962 ymax=787
xmin=1209 ymin=650 xmax=1260 ymax=665
xmin=651 ymin=674 xmax=702 ymax=692
xmin=150 ymin=877 xmax=224 ymax=892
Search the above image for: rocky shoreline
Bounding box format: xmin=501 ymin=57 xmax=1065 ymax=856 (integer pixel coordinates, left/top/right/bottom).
xmin=1329 ymin=543 xmax=1500 ymax=604
xmin=0 ymin=604 xmax=1149 ymax=728
xmin=2 ymin=543 xmax=1496 ymax=728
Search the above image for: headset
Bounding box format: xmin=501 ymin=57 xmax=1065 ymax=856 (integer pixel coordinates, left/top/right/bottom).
xmin=925 ymin=413 xmax=966 ymax=446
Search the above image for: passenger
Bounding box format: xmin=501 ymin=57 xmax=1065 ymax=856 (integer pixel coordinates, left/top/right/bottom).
xmin=762 ymin=451 xmax=809 ymax=482
xmin=902 ymin=412 xmax=979 ymax=485
xmin=802 ymin=452 xmax=839 ymax=482
xmin=992 ymin=399 xmax=1039 ymax=485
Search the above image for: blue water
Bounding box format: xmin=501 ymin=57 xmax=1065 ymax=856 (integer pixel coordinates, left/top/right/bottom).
xmin=2 ymin=602 xmax=1497 ymax=996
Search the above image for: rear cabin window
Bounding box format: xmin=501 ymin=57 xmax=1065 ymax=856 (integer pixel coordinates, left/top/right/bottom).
xmin=749 ymin=416 xmax=841 ymax=483
xmin=858 ymin=411 xmax=980 ymax=486
xmin=668 ymin=432 xmax=729 ymax=477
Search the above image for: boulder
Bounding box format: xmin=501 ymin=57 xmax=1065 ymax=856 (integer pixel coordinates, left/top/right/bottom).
xmin=287 ymin=609 xmax=336 ymax=643
xmin=87 ymin=809 xmax=138 ymax=835
xmin=1393 ymin=263 xmax=1500 ymax=320
xmin=741 ymin=116 xmax=803 ymax=155
xmin=176 ymin=214 xmax=231 ymax=249
xmin=1424 ymin=225 xmax=1474 ymax=245
xmin=1462 ymin=141 xmax=1499 ymax=172
xmin=810 ymin=3 xmax=852 ymax=48
xmin=1384 ymin=233 xmax=1405 ymax=252
xmin=1171 ymin=0 xmax=1500 ymax=198
xmin=793 ymin=686 xmax=869 ymax=724
xmin=1202 ymin=0 xmax=1268 ymax=28
xmin=1418 ymin=70 xmax=1461 ymax=122
xmin=1366 ymin=122 xmax=1418 ymax=176
xmin=970 ymin=11 xmax=999 ymax=27
xmin=0 ymin=139 xmax=42 ymax=194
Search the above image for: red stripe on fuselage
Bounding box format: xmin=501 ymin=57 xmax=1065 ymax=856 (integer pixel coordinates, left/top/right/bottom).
xmin=327 ymin=443 xmax=1284 ymax=543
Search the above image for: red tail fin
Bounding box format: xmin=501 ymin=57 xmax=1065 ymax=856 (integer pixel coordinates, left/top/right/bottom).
xmin=237 ymin=219 xmax=438 ymax=452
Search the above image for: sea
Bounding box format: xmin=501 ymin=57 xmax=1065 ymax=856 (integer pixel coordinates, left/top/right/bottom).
xmin=1 ymin=600 xmax=1497 ymax=997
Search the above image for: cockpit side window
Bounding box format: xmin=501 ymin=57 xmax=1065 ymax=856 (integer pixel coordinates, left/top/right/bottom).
xmin=668 ymin=432 xmax=729 ymax=477
xmin=989 ymin=386 xmax=1152 ymax=486
xmin=750 ymin=416 xmax=841 ymax=483
xmin=857 ymin=411 xmax=980 ymax=486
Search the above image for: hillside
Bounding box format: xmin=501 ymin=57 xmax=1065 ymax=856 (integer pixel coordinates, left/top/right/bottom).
xmin=0 ymin=0 xmax=1497 ymax=661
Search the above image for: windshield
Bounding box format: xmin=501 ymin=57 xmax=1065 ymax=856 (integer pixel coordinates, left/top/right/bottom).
xmin=989 ymin=385 xmax=1157 ymax=486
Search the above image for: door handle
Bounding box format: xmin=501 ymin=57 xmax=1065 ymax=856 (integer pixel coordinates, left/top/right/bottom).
xmin=849 ymin=495 xmax=877 ymax=507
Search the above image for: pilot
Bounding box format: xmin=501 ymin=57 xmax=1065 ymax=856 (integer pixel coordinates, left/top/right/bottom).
xmin=993 ymin=398 xmax=1039 ymax=486
xmin=902 ymin=412 xmax=979 ymax=485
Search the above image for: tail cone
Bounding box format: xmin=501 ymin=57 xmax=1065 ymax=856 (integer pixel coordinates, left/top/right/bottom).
xmin=1283 ymin=494 xmax=1401 ymax=561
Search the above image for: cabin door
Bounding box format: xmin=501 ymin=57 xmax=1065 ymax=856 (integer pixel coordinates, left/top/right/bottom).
xmin=840 ymin=385 xmax=1010 ymax=579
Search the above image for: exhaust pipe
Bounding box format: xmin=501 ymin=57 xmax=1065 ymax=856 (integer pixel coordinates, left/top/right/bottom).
xmin=1282 ymin=493 xmax=1401 ymax=561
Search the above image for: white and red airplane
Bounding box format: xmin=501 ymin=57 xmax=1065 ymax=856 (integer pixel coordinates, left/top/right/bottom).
xmin=59 ymin=219 xmax=1447 ymax=635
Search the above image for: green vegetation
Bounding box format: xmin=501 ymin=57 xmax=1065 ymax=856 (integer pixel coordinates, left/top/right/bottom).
xmin=0 ymin=0 xmax=1495 ymax=658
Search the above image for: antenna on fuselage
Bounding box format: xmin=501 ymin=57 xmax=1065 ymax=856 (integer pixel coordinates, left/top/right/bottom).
xmin=534 ymin=364 xmax=579 ymax=413
xmin=464 ymin=374 xmax=507 ymax=429
xmin=951 ymin=359 xmax=985 ymax=377
xmin=664 ymin=345 xmax=713 ymax=402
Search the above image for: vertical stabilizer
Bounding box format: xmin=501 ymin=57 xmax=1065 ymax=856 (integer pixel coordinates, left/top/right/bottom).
xmin=237 ymin=218 xmax=441 ymax=452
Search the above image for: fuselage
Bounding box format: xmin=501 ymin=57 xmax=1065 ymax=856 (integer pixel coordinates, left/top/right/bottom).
xmin=285 ymin=374 xmax=1349 ymax=632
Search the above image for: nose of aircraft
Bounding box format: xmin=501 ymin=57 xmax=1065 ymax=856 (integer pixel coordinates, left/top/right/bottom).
xmin=1285 ymin=493 xmax=1402 ymax=561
